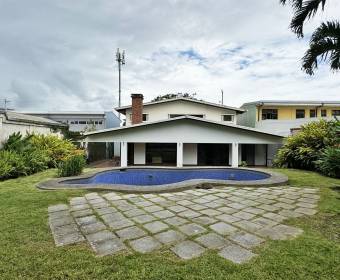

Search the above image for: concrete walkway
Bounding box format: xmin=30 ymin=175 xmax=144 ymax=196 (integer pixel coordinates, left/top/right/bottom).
xmin=48 ymin=186 xmax=319 ymax=264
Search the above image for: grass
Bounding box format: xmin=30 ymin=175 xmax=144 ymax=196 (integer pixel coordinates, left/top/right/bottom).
xmin=0 ymin=168 xmax=339 ymax=280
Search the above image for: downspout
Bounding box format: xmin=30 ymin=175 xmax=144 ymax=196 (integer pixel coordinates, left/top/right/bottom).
xmin=257 ymin=102 xmax=263 ymax=122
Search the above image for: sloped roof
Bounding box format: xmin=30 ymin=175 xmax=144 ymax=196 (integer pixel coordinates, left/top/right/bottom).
xmin=115 ymin=97 xmax=245 ymax=113
xmin=241 ymin=100 xmax=340 ymax=107
xmin=1 ymin=110 xmax=67 ymax=127
xmin=84 ymin=115 xmax=283 ymax=138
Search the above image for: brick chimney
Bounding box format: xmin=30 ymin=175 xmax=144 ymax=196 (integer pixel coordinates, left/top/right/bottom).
xmin=131 ymin=93 xmax=144 ymax=125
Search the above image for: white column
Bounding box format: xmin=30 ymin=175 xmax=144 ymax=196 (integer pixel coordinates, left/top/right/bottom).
xmin=120 ymin=141 xmax=128 ymax=167
xmin=231 ymin=142 xmax=239 ymax=167
xmin=177 ymin=142 xmax=183 ymax=167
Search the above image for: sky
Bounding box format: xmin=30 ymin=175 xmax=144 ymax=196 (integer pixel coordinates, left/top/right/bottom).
xmin=0 ymin=0 xmax=339 ymax=112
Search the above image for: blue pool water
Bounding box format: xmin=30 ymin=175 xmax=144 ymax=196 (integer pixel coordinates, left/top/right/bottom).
xmin=65 ymin=168 xmax=270 ymax=186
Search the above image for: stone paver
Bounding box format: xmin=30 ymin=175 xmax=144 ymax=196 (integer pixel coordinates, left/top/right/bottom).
xmin=143 ymin=221 xmax=169 ymax=233
xmin=116 ymin=226 xmax=147 ymax=240
xmin=218 ymin=244 xmax=257 ymax=264
xmin=171 ymin=240 xmax=206 ymax=259
xmin=178 ymin=223 xmax=207 ymax=236
xmin=155 ymin=230 xmax=185 ymax=245
xmin=48 ymin=186 xmax=319 ymax=263
xmin=129 ymin=236 xmax=161 ymax=253
xmin=210 ymin=222 xmax=238 ymax=235
xmin=195 ymin=233 xmax=229 ymax=249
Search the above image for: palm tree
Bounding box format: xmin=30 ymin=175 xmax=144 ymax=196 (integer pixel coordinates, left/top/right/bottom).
xmin=280 ymin=0 xmax=340 ymax=75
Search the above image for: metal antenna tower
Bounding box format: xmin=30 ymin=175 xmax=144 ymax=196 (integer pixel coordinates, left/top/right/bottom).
xmin=116 ymin=48 xmax=125 ymax=112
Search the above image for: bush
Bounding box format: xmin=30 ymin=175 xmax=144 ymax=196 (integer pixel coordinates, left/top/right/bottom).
xmin=274 ymin=120 xmax=339 ymax=170
xmin=316 ymin=146 xmax=340 ymax=178
xmin=0 ymin=150 xmax=27 ymax=180
xmin=29 ymin=134 xmax=80 ymax=167
xmin=22 ymin=149 xmax=50 ymax=174
xmin=57 ymin=154 xmax=86 ymax=177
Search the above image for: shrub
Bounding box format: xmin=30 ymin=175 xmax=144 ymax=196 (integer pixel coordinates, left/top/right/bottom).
xmin=274 ymin=120 xmax=339 ymax=170
xmin=316 ymin=146 xmax=340 ymax=178
xmin=57 ymin=153 xmax=86 ymax=177
xmin=0 ymin=150 xmax=27 ymax=180
xmin=22 ymin=149 xmax=50 ymax=174
xmin=29 ymin=134 xmax=81 ymax=167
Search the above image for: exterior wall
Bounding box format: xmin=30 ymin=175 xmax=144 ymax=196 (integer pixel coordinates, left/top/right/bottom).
xmin=24 ymin=112 xmax=121 ymax=132
xmin=86 ymin=120 xmax=283 ymax=144
xmin=183 ymin=143 xmax=197 ymax=165
xmin=0 ymin=117 xmax=58 ymax=148
xmin=134 ymin=143 xmax=146 ymax=164
xmin=124 ymin=100 xmax=238 ymax=126
xmin=237 ymin=104 xmax=256 ymax=127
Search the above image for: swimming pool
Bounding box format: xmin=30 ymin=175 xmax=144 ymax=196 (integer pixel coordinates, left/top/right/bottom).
xmin=64 ymin=168 xmax=270 ymax=186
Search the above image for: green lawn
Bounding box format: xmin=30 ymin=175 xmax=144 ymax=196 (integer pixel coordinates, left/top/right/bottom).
xmin=0 ymin=169 xmax=339 ymax=280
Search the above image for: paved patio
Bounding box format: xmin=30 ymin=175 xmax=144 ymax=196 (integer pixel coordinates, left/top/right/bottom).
xmin=48 ymin=186 xmax=319 ymax=264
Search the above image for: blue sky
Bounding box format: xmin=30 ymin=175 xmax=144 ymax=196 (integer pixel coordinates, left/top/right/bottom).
xmin=0 ymin=0 xmax=339 ymax=111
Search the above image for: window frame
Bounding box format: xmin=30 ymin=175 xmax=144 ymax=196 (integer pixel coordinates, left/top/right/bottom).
xmin=261 ymin=109 xmax=278 ymax=120
xmin=296 ymin=109 xmax=305 ymax=119
xmin=309 ymin=109 xmax=316 ymax=118
xmin=221 ymin=114 xmax=234 ymax=122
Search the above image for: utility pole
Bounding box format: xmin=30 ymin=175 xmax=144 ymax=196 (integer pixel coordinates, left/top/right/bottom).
xmin=221 ymin=89 xmax=224 ymax=105
xmin=1 ymin=98 xmax=11 ymax=112
xmin=116 ymin=48 xmax=125 ymax=118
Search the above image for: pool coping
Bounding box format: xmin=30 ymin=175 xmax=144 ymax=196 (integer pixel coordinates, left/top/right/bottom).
xmin=37 ymin=167 xmax=289 ymax=193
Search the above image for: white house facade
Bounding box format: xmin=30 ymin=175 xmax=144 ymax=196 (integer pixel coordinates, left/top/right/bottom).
xmin=0 ymin=110 xmax=66 ymax=148
xmin=84 ymin=94 xmax=284 ymax=167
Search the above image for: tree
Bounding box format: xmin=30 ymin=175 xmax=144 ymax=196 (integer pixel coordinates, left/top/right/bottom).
xmin=280 ymin=0 xmax=340 ymax=75
xmin=151 ymin=93 xmax=198 ymax=102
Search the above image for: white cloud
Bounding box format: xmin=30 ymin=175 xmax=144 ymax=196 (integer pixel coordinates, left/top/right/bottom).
xmin=0 ymin=0 xmax=339 ymax=111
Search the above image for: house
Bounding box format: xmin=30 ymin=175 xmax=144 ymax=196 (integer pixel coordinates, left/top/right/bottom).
xmin=22 ymin=111 xmax=121 ymax=132
xmin=84 ymin=94 xmax=284 ymax=167
xmin=0 ymin=110 xmax=66 ymax=148
xmin=21 ymin=111 xmax=122 ymax=161
xmin=238 ymin=100 xmax=340 ymax=136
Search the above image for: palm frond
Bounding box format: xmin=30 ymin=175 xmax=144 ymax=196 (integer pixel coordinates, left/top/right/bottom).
xmin=302 ymin=34 xmax=340 ymax=74
xmin=311 ymin=21 xmax=340 ymax=42
xmin=280 ymin=0 xmax=304 ymax=9
xmin=291 ymin=0 xmax=327 ymax=37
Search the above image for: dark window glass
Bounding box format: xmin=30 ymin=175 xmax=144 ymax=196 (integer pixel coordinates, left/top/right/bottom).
xmin=261 ymin=109 xmax=278 ymax=120
xmin=222 ymin=115 xmax=233 ymax=121
xmin=142 ymin=114 xmax=148 ymax=121
xmin=296 ymin=109 xmax=305 ymax=119
xmin=321 ymin=110 xmax=327 ymax=117
xmin=79 ymin=121 xmax=86 ymax=124
xmin=332 ymin=110 xmax=340 ymax=116
xmin=310 ymin=109 xmax=316 ymax=118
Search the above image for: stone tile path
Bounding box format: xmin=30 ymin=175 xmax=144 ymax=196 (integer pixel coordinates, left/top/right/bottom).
xmin=48 ymin=186 xmax=319 ymax=264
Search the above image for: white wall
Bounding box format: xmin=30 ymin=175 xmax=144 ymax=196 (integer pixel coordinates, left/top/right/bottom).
xmin=255 ymin=117 xmax=334 ymax=136
xmin=125 ymin=100 xmax=237 ymax=126
xmin=133 ymin=143 xmax=146 ymax=164
xmin=183 ymin=143 xmax=197 ymax=165
xmin=267 ymin=144 xmax=282 ymax=166
xmin=87 ymin=119 xmax=283 ymax=145
xmin=0 ymin=118 xmax=59 ymax=148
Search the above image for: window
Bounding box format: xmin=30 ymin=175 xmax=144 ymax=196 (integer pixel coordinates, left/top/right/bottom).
xmin=310 ymin=109 xmax=316 ymax=118
xmin=169 ymin=114 xmax=204 ymax=119
xmin=261 ymin=109 xmax=278 ymax=120
xmin=296 ymin=109 xmax=305 ymax=119
xmin=222 ymin=115 xmax=234 ymax=122
xmin=79 ymin=121 xmax=86 ymax=124
xmin=321 ymin=109 xmax=327 ymax=117
xmin=74 ymin=121 xmax=79 ymax=124
xmin=332 ymin=110 xmax=340 ymax=116
xmin=98 ymin=120 xmax=103 ymax=124
xmin=70 ymin=121 xmax=75 ymax=124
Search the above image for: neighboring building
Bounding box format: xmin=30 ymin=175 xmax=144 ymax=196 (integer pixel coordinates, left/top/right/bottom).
xmin=22 ymin=111 xmax=121 ymax=132
xmin=0 ymin=110 xmax=66 ymax=148
xmin=116 ymin=95 xmax=245 ymax=126
xmin=238 ymin=100 xmax=340 ymax=136
xmin=84 ymin=94 xmax=284 ymax=167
